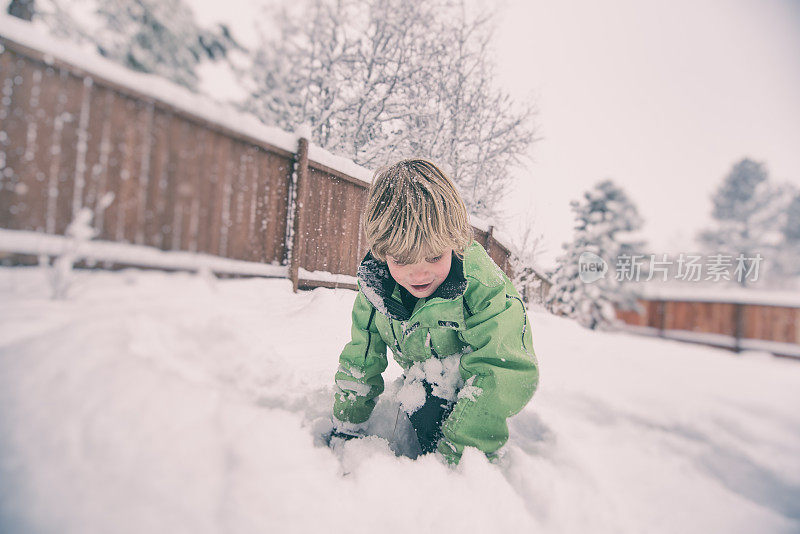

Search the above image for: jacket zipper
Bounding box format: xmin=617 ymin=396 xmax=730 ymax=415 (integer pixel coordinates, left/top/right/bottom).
xmin=363 ymin=307 xmax=377 ymax=363
xmin=507 ymin=293 xmax=534 ymax=358
xmin=389 ymin=316 xmax=403 ymax=355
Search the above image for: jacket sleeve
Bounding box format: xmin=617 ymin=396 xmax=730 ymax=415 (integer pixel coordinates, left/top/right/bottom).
xmin=438 ymin=278 xmax=539 ymax=463
xmin=332 ymin=289 xmax=389 ymax=424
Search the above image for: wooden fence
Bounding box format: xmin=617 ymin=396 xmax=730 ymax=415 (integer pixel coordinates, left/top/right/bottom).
xmin=0 ymin=34 xmax=514 ymax=291
xmin=616 ymin=299 xmax=800 ymax=359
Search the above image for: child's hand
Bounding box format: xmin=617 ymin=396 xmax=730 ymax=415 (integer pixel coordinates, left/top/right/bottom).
xmin=436 ymin=437 xmax=462 ymax=466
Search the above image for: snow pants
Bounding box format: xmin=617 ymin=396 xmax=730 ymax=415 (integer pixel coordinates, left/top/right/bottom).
xmin=408 ymin=381 xmax=456 ymax=454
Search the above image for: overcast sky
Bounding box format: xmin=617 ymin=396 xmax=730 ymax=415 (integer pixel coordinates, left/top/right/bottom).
xmin=494 ymin=0 xmax=800 ymax=269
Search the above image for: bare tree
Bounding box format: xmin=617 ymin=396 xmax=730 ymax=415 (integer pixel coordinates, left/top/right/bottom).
xmin=507 ymin=212 xmax=548 ymax=303
xmin=246 ymin=0 xmax=537 ymax=220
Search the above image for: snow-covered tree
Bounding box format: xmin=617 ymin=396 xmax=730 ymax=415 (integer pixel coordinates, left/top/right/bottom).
xmin=546 ymin=180 xmax=645 ymax=330
xmin=508 ymin=215 xmax=548 ymax=305
xmin=768 ymin=189 xmax=800 ymax=286
xmin=7 ymin=0 xmax=34 ymax=20
xmin=246 ymin=0 xmax=536 ymax=220
xmin=784 ymin=193 xmax=800 ymax=244
xmin=697 ymin=158 xmax=786 ymax=287
xmin=30 ymin=0 xmax=240 ymax=90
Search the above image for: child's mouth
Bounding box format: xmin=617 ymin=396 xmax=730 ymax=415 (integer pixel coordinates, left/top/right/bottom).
xmin=411 ymin=282 xmax=431 ymax=291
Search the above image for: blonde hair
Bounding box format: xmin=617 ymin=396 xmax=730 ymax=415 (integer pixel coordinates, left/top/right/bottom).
xmin=363 ymin=159 xmax=473 ymax=264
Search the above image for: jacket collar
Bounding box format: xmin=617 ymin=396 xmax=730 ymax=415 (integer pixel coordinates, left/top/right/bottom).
xmin=357 ymin=251 xmax=468 ymax=321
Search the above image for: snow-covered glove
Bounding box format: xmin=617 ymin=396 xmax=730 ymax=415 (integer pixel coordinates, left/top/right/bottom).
xmin=436 ymin=438 xmax=503 ymax=466
xmin=326 ymin=418 xmax=368 ymax=446
xmin=436 ymin=437 xmax=462 ymax=466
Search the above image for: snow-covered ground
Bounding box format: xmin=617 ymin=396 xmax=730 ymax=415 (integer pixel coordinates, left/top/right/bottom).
xmin=1 ymin=266 xmax=799 ymax=534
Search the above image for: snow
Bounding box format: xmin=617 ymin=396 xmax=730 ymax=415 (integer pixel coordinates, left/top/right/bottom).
xmin=397 ymin=353 xmax=464 ymax=415
xmin=194 ymin=59 xmax=249 ymax=104
xmin=621 ymin=325 xmax=800 ymax=359
xmin=0 ymin=13 xmax=373 ymax=184
xmin=297 ymin=267 xmax=357 ymax=286
xmin=335 ymin=378 xmax=371 ymax=397
xmin=306 ymin=144 xmax=373 ymax=183
xmin=457 ymin=375 xmax=483 ymax=402
xmin=185 ymin=0 xmax=266 ymax=50
xmin=1 ymin=266 xmax=799 ymax=533
xmin=0 ymin=228 xmax=287 ymax=279
xmin=631 ymin=283 xmax=800 ymax=308
xmin=470 ymin=213 xmax=491 ymax=232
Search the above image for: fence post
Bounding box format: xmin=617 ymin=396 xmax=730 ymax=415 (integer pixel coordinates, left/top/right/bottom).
xmin=733 ymin=302 xmax=743 ymax=353
xmin=485 ymin=225 xmax=494 ymax=249
xmin=289 ymin=137 xmax=310 ymax=292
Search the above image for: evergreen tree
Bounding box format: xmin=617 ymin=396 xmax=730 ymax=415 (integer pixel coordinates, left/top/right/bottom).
xmin=546 ymin=180 xmax=645 ymax=330
xmin=782 ymin=192 xmax=800 ymax=244
xmin=697 ymin=158 xmax=784 ymax=287
xmin=7 ymin=0 xmax=35 ymax=20
xmin=769 ymin=189 xmax=800 ymax=284
xmin=31 ymin=0 xmax=240 ymax=90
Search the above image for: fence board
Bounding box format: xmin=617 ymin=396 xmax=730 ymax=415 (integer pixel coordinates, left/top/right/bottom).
xmin=121 ymin=97 xmax=147 ymax=243
xmin=225 ymin=142 xmax=244 ymax=259
xmin=20 ymin=63 xmax=54 ymax=233
xmin=242 ymin=146 xmax=258 ymax=262
xmin=243 ymin=148 xmax=261 ymax=261
xmin=69 ymin=76 xmax=93 ymax=226
xmin=328 ymin=174 xmax=343 ymax=274
xmin=0 ymin=38 xmax=517 ymax=286
xmin=317 ymin=171 xmax=334 ymax=272
xmin=82 ymin=84 xmax=111 ymax=227
xmin=197 ymin=131 xmax=220 ymax=254
xmin=133 ymin=102 xmax=154 ymax=245
xmin=0 ymin=52 xmax=26 ymax=229
xmin=252 ymin=148 xmax=270 ymax=263
xmin=99 ymin=90 xmax=133 ymax=243
xmin=210 ymin=132 xmax=229 ymax=255
xmin=162 ymin=114 xmax=185 ymax=250
xmin=746 ymin=305 xmax=798 ymax=344
xmin=267 ymin=152 xmax=291 ymax=263
xmin=52 ymin=69 xmax=81 ymax=235
xmin=186 ymin=124 xmax=205 ymax=253
xmin=142 ymin=107 xmax=165 ymax=248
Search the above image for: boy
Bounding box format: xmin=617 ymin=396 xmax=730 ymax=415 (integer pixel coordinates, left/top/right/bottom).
xmin=330 ymin=159 xmax=539 ymax=465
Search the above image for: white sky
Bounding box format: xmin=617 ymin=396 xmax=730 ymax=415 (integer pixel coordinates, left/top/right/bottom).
xmin=494 ymin=0 xmax=800 ymax=269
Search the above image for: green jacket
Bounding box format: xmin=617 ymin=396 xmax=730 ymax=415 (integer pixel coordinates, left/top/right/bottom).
xmin=332 ymin=241 xmax=539 ymax=464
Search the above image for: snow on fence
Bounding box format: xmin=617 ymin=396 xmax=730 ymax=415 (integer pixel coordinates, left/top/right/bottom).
xmin=0 ymin=19 xmax=513 ymax=290
xmin=616 ymin=297 xmax=800 ymax=360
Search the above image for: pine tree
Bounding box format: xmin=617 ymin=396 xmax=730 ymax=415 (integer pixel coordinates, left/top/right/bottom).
xmin=7 ymin=0 xmax=35 ymax=20
xmin=769 ymin=190 xmax=800 ymax=285
xmin=31 ymin=0 xmax=240 ymax=90
xmin=546 ymin=180 xmax=645 ymax=330
xmin=782 ymin=192 xmax=800 ymax=243
xmin=697 ymin=158 xmax=784 ymax=287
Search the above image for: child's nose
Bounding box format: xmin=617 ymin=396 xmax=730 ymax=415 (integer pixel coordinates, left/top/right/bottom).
xmin=409 ymin=263 xmax=430 ymax=280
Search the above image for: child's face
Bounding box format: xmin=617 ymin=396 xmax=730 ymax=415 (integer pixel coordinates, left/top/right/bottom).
xmin=386 ymin=249 xmax=453 ymax=298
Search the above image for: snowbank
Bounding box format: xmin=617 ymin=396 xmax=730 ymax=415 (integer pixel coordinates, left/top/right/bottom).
xmin=631 ymin=282 xmax=800 ymax=308
xmin=1 ymin=266 xmax=799 ymax=533
xmin=0 ymin=228 xmax=287 ymax=278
